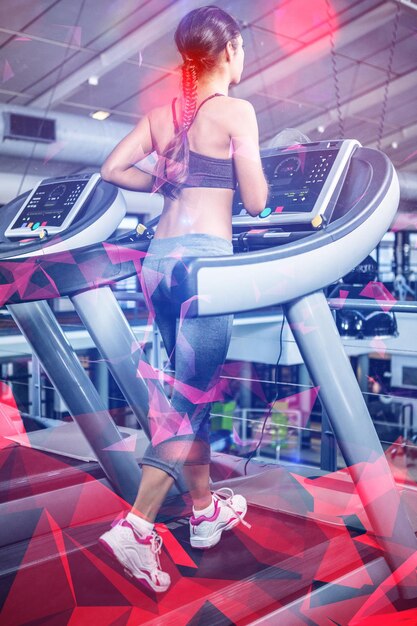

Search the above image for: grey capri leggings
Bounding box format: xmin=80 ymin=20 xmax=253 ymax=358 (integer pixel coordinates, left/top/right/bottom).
xmin=140 ymin=233 xmax=234 ymax=481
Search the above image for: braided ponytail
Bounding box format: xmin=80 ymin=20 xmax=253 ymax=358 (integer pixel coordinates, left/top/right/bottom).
xmin=153 ymin=6 xmax=240 ymax=198
xmin=182 ymin=60 xmax=198 ymax=130
xmin=153 ymin=60 xmax=198 ymax=198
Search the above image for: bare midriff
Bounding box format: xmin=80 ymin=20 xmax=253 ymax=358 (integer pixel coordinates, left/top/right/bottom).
xmin=154 ymin=186 xmax=234 ymax=242
xmin=150 ymin=96 xmax=237 ymax=242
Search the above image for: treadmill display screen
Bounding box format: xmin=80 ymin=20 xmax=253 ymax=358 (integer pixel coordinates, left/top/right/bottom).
xmin=233 ymin=148 xmax=338 ymax=216
xmin=5 ymin=173 xmax=101 ymax=239
xmin=9 ymin=180 xmax=89 ymax=231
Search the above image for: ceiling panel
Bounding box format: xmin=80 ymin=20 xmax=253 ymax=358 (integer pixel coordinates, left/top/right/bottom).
xmin=337 ymin=20 xmax=399 ymax=61
xmin=253 ymin=0 xmax=330 ymax=45
xmin=366 ymin=32 xmax=417 ymax=75
xmin=0 ymin=31 xmax=16 ymax=47
xmin=337 ymin=117 xmax=382 ymax=143
xmin=258 ymin=99 xmax=325 ymax=139
xmin=221 ymin=0 xmax=291 ymax=28
xmin=112 ymin=71 xmax=180 ymax=118
xmin=353 ymin=85 xmax=417 ymax=130
xmin=23 ymin=0 xmax=100 ymax=45
xmin=0 ymin=0 xmax=416 ymax=176
xmin=384 ymin=91 xmax=417 ymax=128
xmin=0 ymin=91 xmax=31 ymax=106
xmin=242 ymin=26 xmax=300 ymax=74
xmin=61 ymin=61 xmax=169 ymax=112
xmin=20 ymin=0 xmax=174 ymax=52
xmin=0 ymin=37 xmax=95 ymax=102
xmin=258 ymin=63 xmax=415 ymax=145
xmin=251 ymin=52 xmax=352 ymax=102
xmin=0 ymin=0 xmax=58 ymax=33
xmin=126 ymin=27 xmax=181 ymax=71
xmin=330 ymin=0 xmax=385 ymax=21
xmin=60 ymin=0 xmax=174 ymax=53
xmin=293 ymin=61 xmax=388 ymax=108
xmin=339 ymin=27 xmax=417 ymax=75
xmin=252 ymin=0 xmax=384 ymax=47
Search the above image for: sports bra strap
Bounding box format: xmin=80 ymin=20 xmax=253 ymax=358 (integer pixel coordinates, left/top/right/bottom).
xmin=172 ymin=93 xmax=224 ymax=134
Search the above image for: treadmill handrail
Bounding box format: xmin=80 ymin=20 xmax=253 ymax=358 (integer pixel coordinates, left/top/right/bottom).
xmin=0 ymin=148 xmax=396 ymax=311
xmin=172 ymin=147 xmax=398 ymax=315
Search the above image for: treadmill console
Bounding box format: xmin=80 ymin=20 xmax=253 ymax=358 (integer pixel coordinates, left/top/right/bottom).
xmin=232 ymin=139 xmax=360 ymax=229
xmin=5 ymin=173 xmax=101 ymax=238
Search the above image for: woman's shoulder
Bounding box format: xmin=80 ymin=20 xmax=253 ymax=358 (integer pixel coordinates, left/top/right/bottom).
xmin=217 ymin=96 xmax=257 ymax=121
xmin=212 ymin=95 xmax=251 ymax=108
xmin=219 ymin=97 xmax=257 ymax=134
xmin=147 ymin=101 xmax=176 ymax=149
xmin=148 ymin=95 xmax=253 ymax=120
xmin=222 ymin=96 xmax=255 ymax=110
xmin=147 ymin=96 xmax=256 ymax=144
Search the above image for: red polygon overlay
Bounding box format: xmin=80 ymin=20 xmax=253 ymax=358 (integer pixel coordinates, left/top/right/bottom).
xmin=0 ymin=381 xmax=28 ymax=448
xmin=1 ymin=445 xmax=416 ymax=624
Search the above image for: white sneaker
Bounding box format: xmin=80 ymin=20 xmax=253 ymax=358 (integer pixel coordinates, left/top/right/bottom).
xmin=189 ymin=488 xmax=250 ymax=549
xmin=99 ymin=518 xmax=171 ymax=593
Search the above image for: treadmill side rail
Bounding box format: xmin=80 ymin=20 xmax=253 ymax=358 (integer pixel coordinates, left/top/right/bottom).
xmin=7 ymin=300 xmax=141 ymax=504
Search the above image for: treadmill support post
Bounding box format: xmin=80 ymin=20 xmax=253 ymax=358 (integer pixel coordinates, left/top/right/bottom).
xmin=283 ymin=290 xmax=417 ymax=595
xmin=320 ymin=407 xmax=337 ymax=473
xmin=71 ymin=286 xmax=188 ymax=493
xmin=71 ymin=287 xmax=154 ymax=438
xmin=31 ymin=353 xmax=42 ymax=419
xmin=8 ymin=300 xmax=141 ymax=504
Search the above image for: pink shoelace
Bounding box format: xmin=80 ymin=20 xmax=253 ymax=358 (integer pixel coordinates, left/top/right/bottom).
xmin=212 ymin=487 xmax=252 ymax=529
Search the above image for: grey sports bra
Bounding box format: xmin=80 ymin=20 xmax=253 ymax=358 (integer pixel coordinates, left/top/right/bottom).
xmin=171 ymin=93 xmax=237 ymax=191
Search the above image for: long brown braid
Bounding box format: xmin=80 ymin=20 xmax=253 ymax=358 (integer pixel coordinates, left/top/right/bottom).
xmin=153 ymin=6 xmax=241 ymax=198
xmin=181 ymin=59 xmax=198 ymax=131
xmin=153 ymin=59 xmax=198 ymax=198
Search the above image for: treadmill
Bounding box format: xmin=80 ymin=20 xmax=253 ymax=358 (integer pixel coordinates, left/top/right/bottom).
xmin=0 ymin=140 xmax=416 ymax=624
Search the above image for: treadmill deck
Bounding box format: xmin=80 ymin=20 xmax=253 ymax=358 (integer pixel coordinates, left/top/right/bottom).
xmin=1 ymin=437 xmax=416 ymax=625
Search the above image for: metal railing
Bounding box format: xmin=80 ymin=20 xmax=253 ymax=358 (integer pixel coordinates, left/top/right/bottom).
xmin=12 ymin=292 xmax=417 ymax=473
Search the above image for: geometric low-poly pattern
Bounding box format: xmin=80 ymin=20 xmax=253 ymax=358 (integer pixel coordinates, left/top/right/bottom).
xmin=0 ymin=240 xmax=148 ymax=307
xmin=1 ymin=238 xmax=416 ymax=621
xmin=2 ymin=428 xmax=417 ymax=625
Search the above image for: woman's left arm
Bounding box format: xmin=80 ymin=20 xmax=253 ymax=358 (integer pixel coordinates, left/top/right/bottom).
xmin=101 ymin=115 xmax=155 ymax=191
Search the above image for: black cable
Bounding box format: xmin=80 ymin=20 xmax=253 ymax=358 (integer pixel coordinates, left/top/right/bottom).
xmin=377 ymin=1 xmax=401 ymax=151
xmin=244 ymin=311 xmax=286 ymax=475
xmin=325 ymin=0 xmax=344 ymax=139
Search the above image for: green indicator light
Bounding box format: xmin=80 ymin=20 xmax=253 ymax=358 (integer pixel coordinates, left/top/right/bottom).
xmin=260 ymin=207 xmax=272 ymax=219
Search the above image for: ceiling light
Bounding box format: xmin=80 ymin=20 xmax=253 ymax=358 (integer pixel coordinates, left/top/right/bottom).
xmin=90 ymin=110 xmax=110 ymax=121
xmin=317 ymin=125 xmax=325 ymax=134
xmin=88 ymin=75 xmax=99 ymax=86
xmin=391 ymin=141 xmax=398 ymax=149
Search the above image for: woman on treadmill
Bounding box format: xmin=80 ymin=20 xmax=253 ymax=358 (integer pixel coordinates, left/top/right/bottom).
xmin=99 ymin=6 xmax=268 ymax=592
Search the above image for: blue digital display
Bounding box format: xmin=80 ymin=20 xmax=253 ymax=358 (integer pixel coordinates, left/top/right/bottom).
xmin=233 ymin=148 xmax=338 ymax=216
